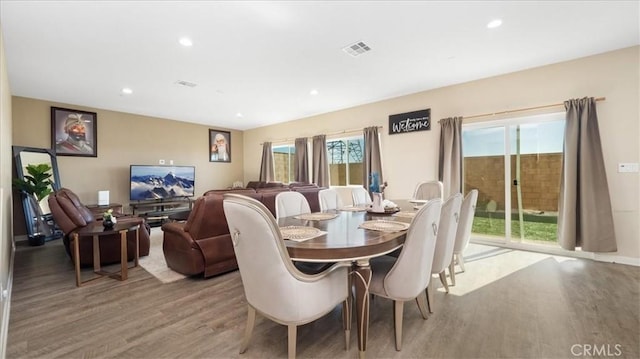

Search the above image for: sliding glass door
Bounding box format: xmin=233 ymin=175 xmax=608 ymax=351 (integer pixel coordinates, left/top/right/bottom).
xmin=463 ymin=112 xmax=564 ymax=247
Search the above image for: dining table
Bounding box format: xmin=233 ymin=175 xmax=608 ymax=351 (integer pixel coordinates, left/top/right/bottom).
xmin=278 ymin=199 xmax=420 ymax=358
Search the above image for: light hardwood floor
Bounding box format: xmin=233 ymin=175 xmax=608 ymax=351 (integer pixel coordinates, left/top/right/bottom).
xmin=7 ymin=239 xmax=640 ymax=358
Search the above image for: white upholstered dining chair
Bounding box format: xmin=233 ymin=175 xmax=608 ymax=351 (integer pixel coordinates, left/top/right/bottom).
xmin=275 ymin=190 xmax=333 ymax=274
xmin=318 ymin=188 xmax=344 ymax=211
xmin=275 ymin=191 xmax=311 ymax=219
xmin=426 ymin=192 xmax=462 ymax=313
xmin=351 ymin=186 xmax=372 ymax=206
xmin=222 ymin=194 xmax=351 ymax=359
xmin=369 ymin=198 xmax=442 ymax=351
xmin=412 ymin=181 xmax=444 ymax=201
xmin=449 ymin=189 xmax=478 ymax=286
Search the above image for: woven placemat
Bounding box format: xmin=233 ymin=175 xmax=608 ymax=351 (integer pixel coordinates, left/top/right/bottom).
xmin=359 ymin=220 xmax=410 ymax=232
xmin=280 ymin=226 xmax=326 ymax=242
xmin=339 ymin=206 xmax=368 ymax=212
xmin=294 ymin=212 xmax=339 ymax=221
xmin=393 ymin=211 xmax=417 ymax=219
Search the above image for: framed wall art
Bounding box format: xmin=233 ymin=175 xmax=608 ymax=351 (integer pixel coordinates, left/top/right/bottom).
xmin=209 ymin=129 xmax=231 ymax=162
xmin=51 ymin=107 xmax=98 ymax=157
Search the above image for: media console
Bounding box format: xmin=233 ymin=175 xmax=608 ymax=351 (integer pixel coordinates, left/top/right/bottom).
xmin=130 ymin=198 xmax=193 ymax=227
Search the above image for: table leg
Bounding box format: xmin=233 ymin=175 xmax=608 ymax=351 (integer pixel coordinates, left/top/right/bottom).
xmin=73 ymin=233 xmax=81 ymax=287
xmin=119 ymin=229 xmax=128 ymax=280
xmin=353 ymin=259 xmax=371 ymax=359
xmin=134 ymin=225 xmax=140 ymax=267
xmin=92 ymin=235 xmax=100 ymax=273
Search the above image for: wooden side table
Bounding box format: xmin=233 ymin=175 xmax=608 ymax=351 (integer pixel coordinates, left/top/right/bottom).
xmin=70 ymin=221 xmax=140 ymax=287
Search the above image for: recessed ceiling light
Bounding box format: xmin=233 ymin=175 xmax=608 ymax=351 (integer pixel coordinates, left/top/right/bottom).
xmin=121 ymin=87 xmax=133 ymax=95
xmin=309 ymin=89 xmax=319 ymax=96
xmin=179 ymin=37 xmax=193 ymax=47
xmin=487 ymin=19 xmax=502 ymax=29
xmin=236 ymin=113 xmax=243 ymax=118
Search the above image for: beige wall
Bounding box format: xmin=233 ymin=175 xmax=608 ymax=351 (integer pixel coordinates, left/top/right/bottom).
xmin=0 ymin=25 xmax=13 ymax=359
xmin=11 ymin=98 xmax=245 ymax=231
xmin=244 ymin=46 xmax=640 ymax=261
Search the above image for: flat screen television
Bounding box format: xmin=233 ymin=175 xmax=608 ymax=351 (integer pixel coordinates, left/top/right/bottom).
xmin=130 ymin=165 xmax=195 ymax=201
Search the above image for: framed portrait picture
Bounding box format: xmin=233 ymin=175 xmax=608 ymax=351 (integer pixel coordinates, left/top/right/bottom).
xmin=209 ymin=129 xmax=231 ymax=162
xmin=51 ymin=107 xmax=97 ymax=157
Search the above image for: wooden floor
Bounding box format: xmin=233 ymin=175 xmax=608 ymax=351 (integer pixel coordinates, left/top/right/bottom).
xmin=6 ymin=239 xmax=640 ymax=359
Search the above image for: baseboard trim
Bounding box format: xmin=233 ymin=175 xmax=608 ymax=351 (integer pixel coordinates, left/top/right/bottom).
xmin=0 ymin=238 xmax=15 ymax=359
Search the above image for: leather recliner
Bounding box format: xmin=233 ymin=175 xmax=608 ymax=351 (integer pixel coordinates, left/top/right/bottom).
xmin=48 ymin=188 xmax=151 ymax=267
xmin=161 ymin=193 xmax=239 ymax=277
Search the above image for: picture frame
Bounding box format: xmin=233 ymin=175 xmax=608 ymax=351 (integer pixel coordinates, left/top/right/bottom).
xmin=209 ymin=129 xmax=231 ymax=162
xmin=51 ymin=107 xmax=98 ymax=157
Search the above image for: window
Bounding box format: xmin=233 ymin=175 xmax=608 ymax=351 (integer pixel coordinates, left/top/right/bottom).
xmin=327 ymin=136 xmax=364 ymax=186
xmin=273 ymin=144 xmax=295 ymax=183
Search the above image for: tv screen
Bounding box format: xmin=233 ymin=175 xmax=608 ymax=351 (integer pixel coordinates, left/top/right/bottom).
xmin=130 ymin=165 xmax=195 ymax=201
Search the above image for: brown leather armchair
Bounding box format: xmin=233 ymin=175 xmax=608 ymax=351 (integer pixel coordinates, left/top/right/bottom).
xmin=48 ymin=188 xmax=151 ymax=266
xmin=161 ymin=193 xmax=238 ymax=277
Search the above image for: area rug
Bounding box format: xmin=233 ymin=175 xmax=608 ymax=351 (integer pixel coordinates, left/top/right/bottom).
xmin=138 ymin=227 xmax=187 ymax=283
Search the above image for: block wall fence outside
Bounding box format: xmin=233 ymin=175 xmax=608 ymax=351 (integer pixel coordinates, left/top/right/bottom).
xmin=464 ymin=153 xmax=562 ymax=212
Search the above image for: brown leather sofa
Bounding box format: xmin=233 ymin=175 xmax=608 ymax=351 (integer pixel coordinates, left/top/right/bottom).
xmin=48 ymin=188 xmax=151 ymax=267
xmin=162 ymin=185 xmax=325 ymax=278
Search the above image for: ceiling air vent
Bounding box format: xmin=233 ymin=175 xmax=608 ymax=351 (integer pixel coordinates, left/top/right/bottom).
xmin=342 ymin=41 xmax=372 ymax=57
xmin=175 ymin=80 xmax=197 ymax=88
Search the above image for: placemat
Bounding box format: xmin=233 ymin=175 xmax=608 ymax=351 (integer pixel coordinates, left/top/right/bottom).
xmin=339 ymin=206 xmax=368 ymax=212
xmin=359 ymin=220 xmax=410 ymax=232
xmin=393 ymin=211 xmax=417 ymax=219
xmin=294 ymin=212 xmax=339 ymax=221
xmin=280 ymin=226 xmax=326 ymax=242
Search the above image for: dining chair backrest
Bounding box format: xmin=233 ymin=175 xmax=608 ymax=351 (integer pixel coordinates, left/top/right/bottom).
xmin=412 ymin=181 xmax=443 ymax=201
xmin=318 ymin=188 xmax=344 ymax=211
xmin=453 ymin=189 xmax=479 ymax=254
xmin=223 ymin=194 xmax=348 ymax=323
xmin=275 ymin=191 xmax=311 ymax=219
xmin=382 ymin=198 xmax=442 ymax=300
xmin=431 ymin=193 xmax=462 ymax=275
xmin=351 ymin=187 xmax=372 ymax=206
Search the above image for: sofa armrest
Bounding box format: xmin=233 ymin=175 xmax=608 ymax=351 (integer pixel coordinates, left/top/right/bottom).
xmin=162 ymin=222 xmax=198 ymax=250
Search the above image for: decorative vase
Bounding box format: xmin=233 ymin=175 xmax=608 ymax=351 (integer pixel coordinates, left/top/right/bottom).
xmin=27 ymin=194 xmax=51 ymax=246
xmin=369 ymin=192 xmax=385 ymax=213
xmin=103 ymin=217 xmax=114 ymax=229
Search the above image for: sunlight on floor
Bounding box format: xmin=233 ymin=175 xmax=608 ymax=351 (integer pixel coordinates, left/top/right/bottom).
xmin=442 ymin=243 xmax=578 ymax=296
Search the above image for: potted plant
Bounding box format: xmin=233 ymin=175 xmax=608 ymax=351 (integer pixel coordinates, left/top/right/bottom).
xmin=13 ymin=163 xmax=54 ymax=246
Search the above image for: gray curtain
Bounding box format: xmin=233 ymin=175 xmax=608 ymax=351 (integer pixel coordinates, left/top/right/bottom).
xmin=438 ymin=117 xmax=463 ymax=198
xmin=294 ymin=137 xmax=309 ymax=183
xmin=312 ymin=135 xmax=329 ymax=187
xmin=259 ymin=142 xmax=274 ymax=182
xmin=363 ymin=126 xmax=383 ymax=195
xmin=558 ymin=97 xmax=616 ymax=252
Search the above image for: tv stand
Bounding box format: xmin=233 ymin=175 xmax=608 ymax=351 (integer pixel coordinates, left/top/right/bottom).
xmin=130 ymin=198 xmax=193 ymax=227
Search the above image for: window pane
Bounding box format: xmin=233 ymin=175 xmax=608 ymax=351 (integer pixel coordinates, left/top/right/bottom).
xmin=327 ymin=140 xmax=347 ymax=186
xmin=273 ymin=145 xmax=295 ymax=183
xmin=347 ymin=138 xmax=364 ymax=185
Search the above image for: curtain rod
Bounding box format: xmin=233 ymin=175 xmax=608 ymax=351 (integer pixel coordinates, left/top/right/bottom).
xmin=259 ymin=125 xmax=383 ymax=146
xmin=444 ymin=97 xmax=606 ymax=122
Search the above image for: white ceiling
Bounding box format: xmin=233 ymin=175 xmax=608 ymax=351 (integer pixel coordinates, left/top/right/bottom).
xmin=1 ymin=1 xmax=638 ymax=131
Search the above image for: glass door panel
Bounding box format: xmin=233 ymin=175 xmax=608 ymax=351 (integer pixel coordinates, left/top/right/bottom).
xmin=509 ymin=119 xmax=564 ymax=246
xmin=462 ymin=126 xmax=507 ymax=240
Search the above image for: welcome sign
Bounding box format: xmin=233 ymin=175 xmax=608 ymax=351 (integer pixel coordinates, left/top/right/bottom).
xmin=389 ymin=109 xmax=431 ymax=135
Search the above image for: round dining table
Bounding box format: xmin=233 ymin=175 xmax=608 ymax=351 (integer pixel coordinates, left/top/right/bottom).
xmin=278 ymin=200 xmax=417 ymax=358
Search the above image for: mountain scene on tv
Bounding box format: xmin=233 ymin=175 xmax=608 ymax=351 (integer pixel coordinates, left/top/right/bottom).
xmin=130 ymin=166 xmax=195 ymax=201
